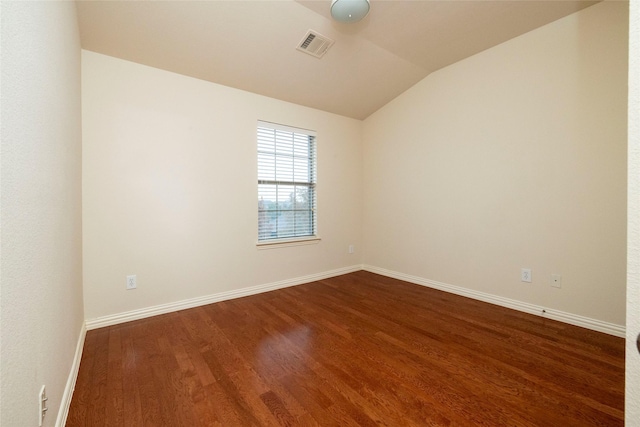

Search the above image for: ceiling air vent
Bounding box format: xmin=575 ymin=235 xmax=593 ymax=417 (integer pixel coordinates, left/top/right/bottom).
xmin=296 ymin=30 xmax=334 ymax=59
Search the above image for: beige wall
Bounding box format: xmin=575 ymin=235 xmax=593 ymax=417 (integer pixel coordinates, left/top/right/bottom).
xmin=363 ymin=2 xmax=628 ymax=326
xmin=627 ymin=0 xmax=640 ymax=423
xmin=82 ymin=51 xmax=363 ymax=321
xmin=0 ymin=2 xmax=84 ymax=426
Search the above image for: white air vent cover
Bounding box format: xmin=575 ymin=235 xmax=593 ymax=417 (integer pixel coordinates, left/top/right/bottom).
xmin=296 ymin=30 xmax=334 ymax=58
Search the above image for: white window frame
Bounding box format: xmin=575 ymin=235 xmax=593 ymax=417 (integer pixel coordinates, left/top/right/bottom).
xmin=257 ymin=121 xmax=319 ymax=248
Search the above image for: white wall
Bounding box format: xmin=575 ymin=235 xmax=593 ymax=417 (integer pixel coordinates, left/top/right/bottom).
xmin=627 ymin=0 xmax=640 ymax=424
xmin=363 ymin=2 xmax=628 ymax=327
xmin=82 ymin=51 xmax=363 ymax=321
xmin=0 ymin=2 xmax=84 ymax=426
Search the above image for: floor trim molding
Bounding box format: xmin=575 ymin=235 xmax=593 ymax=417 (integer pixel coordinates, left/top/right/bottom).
xmin=85 ymin=263 xmax=625 ymax=338
xmin=362 ymin=264 xmax=625 ymax=338
xmin=85 ymin=265 xmax=363 ymax=330
xmin=56 ymin=322 xmax=87 ymax=427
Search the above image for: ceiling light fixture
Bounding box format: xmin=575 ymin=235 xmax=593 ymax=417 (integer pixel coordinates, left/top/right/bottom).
xmin=330 ymin=0 xmax=370 ymax=23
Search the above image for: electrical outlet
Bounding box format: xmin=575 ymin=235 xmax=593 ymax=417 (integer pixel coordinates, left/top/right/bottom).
xmin=126 ymin=274 xmax=137 ymax=290
xmin=348 ymin=244 xmax=355 ymax=254
xmin=38 ymin=385 xmax=48 ymax=426
xmin=521 ymin=268 xmax=532 ymax=283
xmin=551 ymin=274 xmax=562 ymax=288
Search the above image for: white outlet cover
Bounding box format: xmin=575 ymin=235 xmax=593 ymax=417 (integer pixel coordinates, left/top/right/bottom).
xmin=551 ymin=274 xmax=562 ymax=288
xmin=521 ymin=268 xmax=532 ymax=283
xmin=38 ymin=385 xmax=47 ymax=426
xmin=126 ymin=274 xmax=137 ymax=290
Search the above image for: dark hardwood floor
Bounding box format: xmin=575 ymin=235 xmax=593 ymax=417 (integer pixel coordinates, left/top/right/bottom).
xmin=67 ymin=271 xmax=625 ymax=426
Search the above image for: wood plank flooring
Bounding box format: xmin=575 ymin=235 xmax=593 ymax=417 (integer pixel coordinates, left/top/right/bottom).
xmin=67 ymin=271 xmax=625 ymax=426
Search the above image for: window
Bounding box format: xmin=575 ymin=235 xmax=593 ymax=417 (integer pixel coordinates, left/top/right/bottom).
xmin=257 ymin=121 xmax=316 ymax=242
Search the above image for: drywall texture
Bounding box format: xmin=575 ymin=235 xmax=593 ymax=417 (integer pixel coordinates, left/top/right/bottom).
xmin=0 ymin=2 xmax=84 ymax=426
xmin=363 ymin=2 xmax=628 ymax=327
xmin=627 ymin=1 xmax=640 ymax=424
xmin=82 ymin=51 xmax=363 ymax=320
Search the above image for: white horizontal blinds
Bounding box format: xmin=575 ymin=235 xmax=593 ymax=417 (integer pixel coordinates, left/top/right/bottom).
xmin=258 ymin=121 xmax=316 ymax=241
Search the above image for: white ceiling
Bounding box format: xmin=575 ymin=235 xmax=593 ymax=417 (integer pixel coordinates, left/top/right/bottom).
xmin=76 ymin=0 xmax=598 ymax=120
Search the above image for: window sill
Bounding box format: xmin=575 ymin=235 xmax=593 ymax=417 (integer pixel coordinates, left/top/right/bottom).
xmin=256 ymin=236 xmax=321 ymax=250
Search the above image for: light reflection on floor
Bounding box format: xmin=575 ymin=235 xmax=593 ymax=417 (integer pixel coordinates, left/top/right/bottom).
xmin=256 ymin=325 xmax=314 ymax=377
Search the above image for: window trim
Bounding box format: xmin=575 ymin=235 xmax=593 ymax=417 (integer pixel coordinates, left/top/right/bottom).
xmin=256 ymin=236 xmax=321 ymax=250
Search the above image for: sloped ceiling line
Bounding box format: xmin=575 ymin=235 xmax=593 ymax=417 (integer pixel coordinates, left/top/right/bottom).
xmin=77 ymin=0 xmax=598 ymax=120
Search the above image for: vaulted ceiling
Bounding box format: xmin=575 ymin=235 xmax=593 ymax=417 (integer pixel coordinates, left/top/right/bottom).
xmin=77 ymin=0 xmax=598 ymax=120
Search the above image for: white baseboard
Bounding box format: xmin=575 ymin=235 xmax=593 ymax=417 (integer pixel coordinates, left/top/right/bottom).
xmin=362 ymin=264 xmax=625 ymax=338
xmin=85 ymin=263 xmax=625 ymax=338
xmin=85 ymin=265 xmax=362 ymax=330
xmin=56 ymin=322 xmax=87 ymax=427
